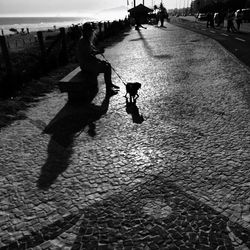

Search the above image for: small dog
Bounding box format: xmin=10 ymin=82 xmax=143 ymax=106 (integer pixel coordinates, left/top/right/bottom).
xmin=125 ymin=82 xmax=141 ymax=102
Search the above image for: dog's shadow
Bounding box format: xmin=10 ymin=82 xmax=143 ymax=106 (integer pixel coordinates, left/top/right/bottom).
xmin=125 ymin=97 xmax=144 ymax=124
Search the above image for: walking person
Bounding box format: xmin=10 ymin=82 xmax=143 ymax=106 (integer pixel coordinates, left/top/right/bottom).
xmin=214 ymin=13 xmax=220 ymax=27
xmin=236 ymin=9 xmax=243 ymax=31
xmin=227 ymin=9 xmax=237 ymax=32
xmin=210 ymin=12 xmax=215 ymax=28
xmin=158 ymin=3 xmax=167 ymax=27
xmin=153 ymin=5 xmax=159 ymax=25
xmin=206 ymin=12 xmax=214 ymax=28
xmin=216 ymin=12 xmax=225 ymax=27
xmin=77 ymin=22 xmax=119 ymax=96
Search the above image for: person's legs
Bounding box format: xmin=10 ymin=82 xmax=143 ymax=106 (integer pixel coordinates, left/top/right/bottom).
xmin=211 ymin=20 xmax=214 ymax=28
xmin=232 ymin=22 xmax=237 ymax=32
xmin=227 ymin=20 xmax=231 ymax=31
xmin=160 ymin=18 xmax=164 ymax=27
xmin=237 ymin=20 xmax=241 ymax=30
xmin=81 ymin=60 xmax=119 ymax=95
xmin=103 ymin=62 xmax=112 ymax=88
xmin=98 ymin=61 xmax=120 ymax=92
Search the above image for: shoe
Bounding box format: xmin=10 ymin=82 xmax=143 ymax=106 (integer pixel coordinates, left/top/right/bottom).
xmin=111 ymin=84 xmax=120 ymax=89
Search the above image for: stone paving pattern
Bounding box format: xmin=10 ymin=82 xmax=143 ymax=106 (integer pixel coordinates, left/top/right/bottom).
xmin=0 ymin=23 xmax=250 ymax=249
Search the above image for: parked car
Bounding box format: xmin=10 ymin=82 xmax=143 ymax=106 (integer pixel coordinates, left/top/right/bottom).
xmin=197 ymin=13 xmax=207 ymax=21
xmin=235 ymin=8 xmax=250 ymax=22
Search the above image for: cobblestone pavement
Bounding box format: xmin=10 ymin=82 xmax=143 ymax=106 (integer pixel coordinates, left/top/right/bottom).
xmin=0 ymin=23 xmax=250 ymax=249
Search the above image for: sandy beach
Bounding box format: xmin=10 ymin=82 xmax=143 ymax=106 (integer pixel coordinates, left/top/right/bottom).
xmin=2 ymin=29 xmax=61 ymax=52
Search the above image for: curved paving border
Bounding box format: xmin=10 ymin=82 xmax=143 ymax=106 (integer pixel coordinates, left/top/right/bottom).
xmin=1 ymin=176 xmax=250 ymax=249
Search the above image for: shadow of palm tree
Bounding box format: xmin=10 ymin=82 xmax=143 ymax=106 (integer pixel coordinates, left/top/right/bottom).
xmin=129 ymin=37 xmax=143 ymax=41
xmin=137 ymin=29 xmax=172 ymax=60
xmin=37 ymin=93 xmax=111 ymax=190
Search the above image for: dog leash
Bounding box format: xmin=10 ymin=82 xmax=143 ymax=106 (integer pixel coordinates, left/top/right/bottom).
xmin=101 ymin=54 xmax=127 ymax=86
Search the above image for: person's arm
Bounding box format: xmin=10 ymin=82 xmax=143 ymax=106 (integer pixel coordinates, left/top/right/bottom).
xmin=91 ymin=44 xmax=105 ymax=55
xmin=78 ymin=38 xmax=96 ymax=61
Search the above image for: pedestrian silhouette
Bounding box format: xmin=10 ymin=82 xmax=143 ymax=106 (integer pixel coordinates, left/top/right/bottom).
xmin=77 ymin=22 xmax=120 ymax=96
xmin=227 ymin=9 xmax=237 ymax=32
xmin=236 ymin=9 xmax=243 ymax=31
xmin=207 ymin=12 xmax=215 ymax=28
xmin=158 ymin=4 xmax=167 ymax=27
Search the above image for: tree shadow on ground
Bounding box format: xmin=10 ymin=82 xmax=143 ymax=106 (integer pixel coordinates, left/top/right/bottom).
xmin=136 ymin=29 xmax=172 ymax=60
xmin=100 ymin=30 xmax=130 ymax=49
xmin=129 ymin=37 xmax=143 ymax=41
xmin=37 ymin=92 xmax=111 ymax=190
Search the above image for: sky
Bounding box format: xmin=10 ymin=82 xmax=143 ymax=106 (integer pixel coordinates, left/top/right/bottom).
xmin=0 ymin=0 xmax=187 ymax=17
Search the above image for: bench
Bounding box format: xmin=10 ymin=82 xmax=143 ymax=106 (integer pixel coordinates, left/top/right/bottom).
xmin=58 ymin=66 xmax=98 ymax=103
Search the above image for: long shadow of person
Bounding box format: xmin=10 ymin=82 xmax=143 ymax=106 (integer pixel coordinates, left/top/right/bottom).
xmin=37 ymin=92 xmax=112 ymax=190
xmin=125 ymin=97 xmax=144 ymax=124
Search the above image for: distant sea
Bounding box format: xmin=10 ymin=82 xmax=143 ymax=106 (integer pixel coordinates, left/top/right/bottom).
xmin=0 ymin=17 xmax=94 ymax=35
xmin=0 ymin=10 xmax=128 ymax=36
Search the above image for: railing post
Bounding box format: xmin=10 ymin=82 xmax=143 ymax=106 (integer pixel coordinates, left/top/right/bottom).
xmin=37 ymin=31 xmax=45 ymax=56
xmin=37 ymin=31 xmax=46 ymax=70
xmin=98 ymin=22 xmax=103 ymax=41
xmin=0 ymin=35 xmax=12 ymax=75
xmin=103 ymin=22 xmax=107 ymax=36
xmin=0 ymin=35 xmax=21 ymax=97
xmin=59 ymin=27 xmax=68 ymax=65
